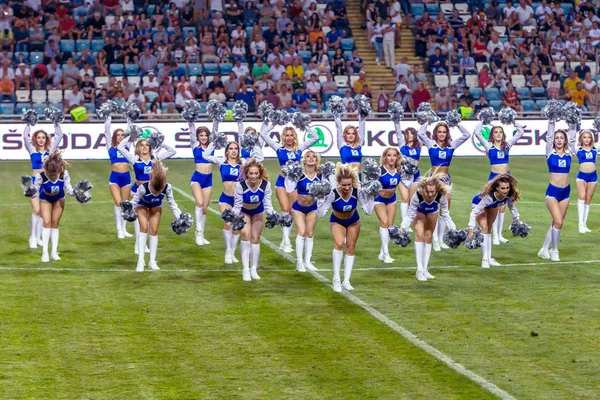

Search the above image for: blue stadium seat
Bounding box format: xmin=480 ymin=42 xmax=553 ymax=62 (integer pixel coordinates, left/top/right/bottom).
xmin=91 ymin=39 xmax=105 ymax=52
xmin=33 ymin=103 xmax=46 ymax=115
xmin=517 ymin=87 xmax=530 ymax=99
xmin=16 ymin=103 xmax=31 ymax=114
xmin=147 ymin=4 xmax=156 ymax=15
xmin=183 ymin=27 xmax=197 ymax=37
xmin=226 ymin=101 xmax=235 ymax=109
xmin=84 ymin=103 xmax=96 ymax=114
xmin=30 ymin=52 xmax=44 ymax=64
xmin=490 ymin=100 xmax=503 ymax=111
xmin=125 ymin=64 xmax=139 ymax=75
xmin=531 ymin=87 xmax=547 ymax=99
xmin=298 ymin=50 xmax=312 ymax=63
xmin=0 ymin=51 xmax=12 ymax=60
xmin=536 ymin=100 xmax=548 ymax=109
xmin=220 ymin=63 xmax=233 ymax=75
xmin=76 ymin=41 xmax=91 ymax=51
xmin=470 ymin=87 xmax=483 ymax=98
xmin=560 ymin=2 xmax=573 ymax=14
xmin=203 ymin=63 xmax=219 ymax=75
xmin=188 ymin=63 xmax=202 ymax=76
xmin=343 ymin=50 xmax=352 ymax=60
xmin=61 ymin=40 xmax=75 ymax=52
xmin=0 ymin=103 xmax=15 ymax=114
xmin=341 ymin=38 xmax=354 ymax=51
xmin=412 ymin=4 xmax=425 ymax=15
xmin=161 ymin=102 xmax=175 ymax=112
xmin=14 ymin=52 xmax=28 ymax=62
xmin=328 ymin=50 xmax=336 ymax=60
xmin=199 ymin=102 xmax=207 ymax=113
xmin=110 ymin=63 xmax=124 ymax=75
xmin=426 ymin=3 xmax=440 ymax=13
xmin=522 ymin=100 xmax=536 ymax=112
xmin=485 ymin=88 xmax=500 ymax=101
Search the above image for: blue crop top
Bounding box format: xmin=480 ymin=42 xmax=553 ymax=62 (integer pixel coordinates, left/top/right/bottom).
xmin=488 ymin=146 xmax=510 ymax=166
xmin=340 ymin=144 xmax=363 ymax=164
xmin=379 ymin=166 xmax=400 ymax=190
xmin=547 ymin=152 xmax=572 ymax=174
xmin=400 ymin=145 xmax=420 ymax=161
xmin=193 ymin=145 xmax=214 ymax=164
xmin=276 ymin=147 xmax=302 ymax=166
xmin=416 ymin=192 xmax=441 ymax=214
xmin=133 ymin=157 xmax=153 ymax=181
xmin=428 ymin=146 xmax=456 ymax=167
xmin=296 ymin=174 xmax=321 ymax=196
xmin=138 ymin=182 xmax=167 ymax=207
xmin=332 ymin=188 xmax=358 ymax=213
xmin=108 ymin=146 xmax=129 ymax=164
xmin=220 ymin=163 xmax=242 ymax=182
xmin=240 ymin=180 xmax=268 ymax=205
xmin=30 ymin=151 xmax=49 ymax=170
xmin=472 ymin=192 xmax=509 ymax=208
xmin=38 ymin=171 xmax=65 ymax=199
xmin=577 ymin=147 xmax=597 ymax=165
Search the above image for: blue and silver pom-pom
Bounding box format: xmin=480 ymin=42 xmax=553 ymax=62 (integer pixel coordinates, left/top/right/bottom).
xmin=416 ymin=102 xmax=436 ymax=125
xmin=239 ymin=130 xmax=258 ymax=152
xmin=498 ymin=107 xmax=517 ymax=125
xmin=362 ymin=157 xmax=381 ymax=181
xmin=232 ymin=100 xmax=248 ymax=122
xmin=181 ymin=100 xmax=201 ymax=122
xmin=20 ymin=176 xmax=36 ymax=197
xmin=124 ymin=124 xmax=143 ymax=141
xmin=387 ymin=101 xmax=404 ymax=123
xmin=308 ymin=180 xmax=332 ymax=199
xmin=21 ymin=109 xmax=38 ymax=126
xmin=231 ymin=214 xmax=246 ymax=231
xmin=445 ymin=110 xmax=462 ymax=128
xmin=96 ymin=102 xmax=112 ymax=122
xmin=209 ymin=131 xmax=228 ymax=150
xmin=291 ymin=112 xmax=312 ymax=131
xmin=477 ymin=107 xmax=496 ymax=125
xmin=542 ymin=99 xmax=564 ymax=122
xmin=206 ymin=99 xmax=227 ymax=122
xmin=269 ymin=109 xmax=291 ymax=126
xmin=361 ymin=179 xmax=382 ymax=198
xmin=171 ymin=212 xmax=194 ymax=235
xmin=401 ymin=156 xmax=419 ymax=176
xmin=120 ymin=201 xmax=137 ymax=222
xmin=265 ymin=213 xmax=280 ymax=229
xmin=510 ymin=220 xmax=531 ymax=238
xmin=122 ymin=101 xmax=141 ymax=123
xmin=564 ymin=101 xmax=582 ymax=126
xmin=221 ymin=208 xmax=236 ymax=223
xmin=257 ymin=101 xmax=275 ymax=121
xmin=388 ymin=225 xmax=412 ymax=247
xmin=354 ymin=94 xmax=372 ymax=118
xmin=44 ymin=105 xmax=64 ymax=124
xmin=443 ymin=229 xmax=468 ymax=249
xmin=465 ymin=228 xmax=484 ymax=250
xmin=328 ymin=95 xmax=346 ymax=117
xmin=278 ymin=212 xmax=293 ymax=227
xmin=282 ymin=160 xmax=304 ymax=182
xmin=319 ymin=161 xmax=336 ymax=178
xmin=74 ymin=179 xmax=93 ymax=203
xmin=147 ymin=131 xmax=165 ymax=150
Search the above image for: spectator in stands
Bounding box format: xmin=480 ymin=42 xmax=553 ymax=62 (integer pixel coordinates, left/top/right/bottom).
xmin=474 ymin=95 xmax=490 ymax=114
xmin=86 ymin=12 xmax=105 ymax=40
xmin=44 ymin=38 xmax=61 ymax=64
xmin=348 ymin=49 xmax=363 ymax=74
xmin=375 ymin=85 xmax=389 ymax=112
xmin=13 ymin=23 xmax=29 ymax=53
xmin=503 ymin=82 xmax=522 ymax=112
xmin=471 ymin=36 xmax=488 ymax=63
xmin=312 ymin=49 xmax=330 ymax=74
xmin=434 ymin=87 xmax=450 ymax=114
xmin=236 ymin=83 xmax=257 ymax=112
xmin=306 ymin=73 xmax=322 ymax=103
xmin=278 ymin=81 xmax=293 ymax=110
xmin=190 ymin=76 xmax=206 ymax=102
xmin=64 ymin=85 xmax=85 ymax=112
xmin=232 ymin=59 xmax=250 ymax=79
xmin=29 ymin=24 xmax=44 ymax=52
xmin=546 ymin=73 xmax=560 ymax=100
xmin=459 ymin=51 xmax=476 ymax=76
xmin=175 ymin=84 xmax=193 ymax=112
xmin=277 ymin=72 xmax=292 ymax=92
xmin=412 ymin=82 xmax=431 ymax=110
xmin=139 ymin=48 xmax=158 ymax=76
xmin=394 ymin=57 xmax=410 ymax=81
xmin=395 ymin=75 xmax=411 ymax=94
xmin=353 ymin=70 xmax=371 ymax=96
xmin=582 ymin=72 xmax=597 ymax=96
xmin=414 ymin=24 xmax=428 ymax=58
xmin=382 ymin=17 xmax=396 ymax=69
xmin=564 ymin=70 xmax=582 ymax=93
xmin=457 ymin=97 xmax=474 ymax=119
xmin=292 ymin=85 xmax=310 ymax=110
xmin=143 ymin=71 xmax=160 ymax=98
xmin=428 ymin=47 xmax=447 ymax=75
xmin=254 ymin=73 xmax=274 ymax=98
xmin=565 ymin=81 xmax=590 ymax=111
xmin=209 ymin=86 xmax=227 ymax=103
xmin=15 ymin=62 xmax=30 ymax=91
xmin=79 ymin=61 xmax=94 ymax=80
xmin=250 ymin=33 xmax=267 ymax=63
xmin=0 ymin=72 xmax=14 ymax=103
xmin=270 ymin=57 xmax=286 ymax=83
xmin=286 ymin=58 xmax=304 ymax=82
xmin=252 ymin=58 xmax=270 ymax=80
xmin=575 ymin=59 xmax=591 ymax=80
xmin=407 ymin=65 xmax=426 ymax=92
xmin=62 ymin=58 xmax=80 ymax=89
xmin=395 ymin=87 xmax=411 ymax=112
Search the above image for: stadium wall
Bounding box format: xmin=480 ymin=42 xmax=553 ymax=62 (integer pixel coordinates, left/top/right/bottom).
xmin=0 ymin=120 xmax=588 ymax=160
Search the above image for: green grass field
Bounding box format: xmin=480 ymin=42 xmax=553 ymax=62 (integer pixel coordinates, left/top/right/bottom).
xmin=1 ymin=156 xmax=600 ymax=399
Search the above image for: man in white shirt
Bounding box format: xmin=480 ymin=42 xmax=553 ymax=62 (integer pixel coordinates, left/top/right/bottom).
xmin=487 ymin=34 xmax=504 ymax=54
xmin=394 ymin=57 xmax=411 ymax=81
xmin=303 ymin=61 xmax=319 ymax=82
xmin=535 ymin=0 xmax=552 ymax=22
xmin=15 ymin=63 xmax=31 ymax=91
xmin=589 ymin=21 xmax=600 ymax=47
xmin=382 ymin=17 xmax=396 ymax=69
xmin=175 ymin=85 xmax=193 ymax=111
xmin=208 ymin=86 xmax=227 ymax=103
xmin=565 ymin=36 xmax=580 ymax=61
xmin=232 ymin=59 xmax=250 ymax=79
xmin=306 ymin=73 xmax=322 ymax=103
xmin=266 ymin=46 xmax=284 ymax=66
xmin=127 ymin=88 xmax=146 ymax=111
xmin=254 ymin=73 xmax=274 ymax=94
xmin=142 ymin=71 xmax=160 ymax=93
xmin=516 ymin=0 xmax=534 ymax=25
xmin=503 ymin=1 xmax=517 ymax=20
xmin=584 ymin=9 xmax=600 ymax=30
xmin=250 ymin=34 xmax=267 ymax=63
xmin=64 ymin=85 xmax=85 ymax=111
xmin=269 ymin=57 xmax=286 ymax=82
xmin=389 ymin=0 xmax=403 ymax=47
xmin=0 ymin=59 xmax=15 ymax=80
xmin=79 ymin=62 xmax=95 ymax=79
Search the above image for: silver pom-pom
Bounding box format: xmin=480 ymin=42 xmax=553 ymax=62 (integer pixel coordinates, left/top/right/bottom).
xmin=445 ymin=110 xmax=462 ymax=128
xmin=120 ymin=201 xmax=137 ymax=222
xmin=278 ymin=212 xmax=293 ymax=227
xmin=96 ymin=103 xmax=112 ymax=122
xmin=239 ymin=130 xmax=258 ymax=152
xmin=73 ymin=179 xmax=93 ymax=203
xmin=387 ymin=101 xmax=404 ymax=123
xmin=362 ymin=158 xmax=381 ymax=181
xmin=230 ymin=213 xmax=246 ymax=231
xmin=498 ymin=107 xmax=517 ymax=125
xmin=401 ymin=156 xmax=419 ymax=176
xmin=510 ymin=220 xmax=531 ymax=238
xmin=21 ymin=109 xmax=38 ymax=126
xmin=20 ymin=176 xmax=36 ymax=197
xmin=44 ymin=106 xmax=64 ymax=124
xmin=594 ymin=116 xmax=600 ymax=132
xmin=443 ymin=229 xmax=468 ymax=249
xmin=477 ymin=107 xmax=496 ymax=125
xmin=354 ymin=94 xmax=372 ymax=118
xmin=221 ymin=208 xmax=236 ymax=223
xmin=361 ymin=179 xmax=382 ymax=198
xmin=232 ymin=100 xmax=248 ymax=122
xmin=265 ymin=213 xmax=279 ymax=229
xmin=282 ymin=160 xmax=304 ymax=182
xmin=308 ymin=180 xmax=332 ymax=199
xmin=181 ymin=100 xmax=201 ymax=122
xmin=206 ymin=99 xmax=227 ymax=122
xmin=124 ymin=124 xmax=143 ymax=141
xmin=291 ymin=112 xmax=312 ymax=131
xmin=564 ymin=101 xmax=582 ymax=126
xmin=209 ymin=131 xmax=228 ymax=150
xmin=415 ymin=111 xmax=430 ymax=126
xmin=257 ymin=101 xmax=275 ymax=120
xmin=268 ymin=109 xmax=291 ymax=126
xmin=147 ymin=131 xmax=165 ymax=150
xmin=415 ymin=102 xmax=439 ymax=125
xmin=542 ymin=99 xmax=564 ymax=122
xmin=171 ymin=212 xmax=194 ymax=235
xmin=319 ymin=161 xmax=336 ymax=178
xmin=122 ymin=101 xmax=141 ymax=123
xmin=465 ymin=228 xmax=484 ymax=250
xmin=328 ymin=95 xmax=346 ymax=117
xmin=388 ymin=226 xmax=412 ymax=247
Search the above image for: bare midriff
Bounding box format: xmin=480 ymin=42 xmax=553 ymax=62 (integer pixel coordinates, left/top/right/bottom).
xmin=112 ymin=162 xmax=130 ymax=173
xmin=549 ymin=173 xmax=570 ymax=188
xmin=196 ymin=163 xmax=212 ymax=174
xmin=297 ymin=194 xmax=317 ymax=207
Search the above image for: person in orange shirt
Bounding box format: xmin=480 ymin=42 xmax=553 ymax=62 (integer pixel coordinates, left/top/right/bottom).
xmin=566 ymin=82 xmax=590 ymax=110
xmin=308 ymin=26 xmax=325 ymax=46
xmin=0 ymin=75 xmax=15 ymax=103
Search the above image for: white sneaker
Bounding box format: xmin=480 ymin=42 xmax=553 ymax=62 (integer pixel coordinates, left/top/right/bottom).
xmin=283 ymin=243 xmax=293 ymax=253
xmin=134 ymin=246 xmax=138 ymax=255
xmin=585 ymin=225 xmax=592 ymax=233
xmin=36 ymin=238 xmax=43 ymax=246
xmin=304 ymin=261 xmax=317 ymax=271
xmin=250 ymin=268 xmax=261 ymax=280
xmin=382 ymin=253 xmax=394 ymax=263
xmin=50 ymin=252 xmax=61 ymax=261
xmin=232 ymin=253 xmax=239 ymax=263
xmin=195 ymin=230 xmax=204 ymax=246
xmin=122 ymin=229 xmax=133 ymax=238
xmin=492 ymin=236 xmax=501 ymax=245
xmin=296 ymin=260 xmax=306 ymax=272
xmin=41 ymin=253 xmax=50 ymax=263
xmin=148 ymin=261 xmax=160 ymax=271
xmin=432 ymin=240 xmax=441 ymax=252
xmin=145 ymin=246 xmax=150 ymax=253
xmin=538 ymin=248 xmax=550 ymax=260
xmin=439 ymin=242 xmax=450 ymax=250
xmin=416 ymin=271 xmax=428 ymax=281
xmin=376 ymin=58 xmax=380 ymax=65
xmin=481 ymin=259 xmax=490 ymax=269
xmin=407 ymin=227 xmax=413 ymax=233
xmin=225 ymin=250 xmax=233 ymax=265
xmin=332 ymin=278 xmax=342 ymax=292
xmin=489 ymin=258 xmax=501 ymax=267
xmin=136 ymin=261 xmax=145 ymax=272
xmin=118 ymin=229 xmax=125 ymax=239
xmin=579 ymin=224 xmax=586 ymax=234
xmin=550 ymin=250 xmax=560 ymax=261
xmin=242 ymin=269 xmax=251 ymax=281
xmin=29 ymin=236 xmax=37 ymax=249
xmin=499 ymin=236 xmax=509 ymax=243
xmin=203 ymin=237 xmax=210 ymax=245
xmin=342 ymin=281 xmax=354 ymax=291
xmin=424 ymin=270 xmax=435 ymax=279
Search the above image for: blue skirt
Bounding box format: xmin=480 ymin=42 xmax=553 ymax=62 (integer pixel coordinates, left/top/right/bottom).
xmin=330 ymin=210 xmax=360 ymax=227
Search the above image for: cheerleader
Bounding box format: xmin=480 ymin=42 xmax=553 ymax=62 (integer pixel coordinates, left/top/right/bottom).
xmin=474 ymin=119 xmax=525 ymax=244
xmin=335 ymin=111 xmax=366 ymax=178
xmin=232 ymin=159 xmax=276 ymax=281
xmin=201 ymin=120 xmax=264 ymax=264
xmin=400 ymin=174 xmax=456 ymax=281
xmin=374 ymin=147 xmax=402 ymax=264
xmin=104 ymin=116 xmax=132 ymax=239
xmin=468 ymin=174 xmax=521 ymax=268
xmin=284 ymin=150 xmax=322 ymax=272
xmin=259 ymin=123 xmax=318 ymax=253
xmin=575 ymin=128 xmax=598 ymax=233
xmin=117 ymin=132 xmax=176 ymax=254
xmin=34 ymin=151 xmax=75 ymax=262
xmin=23 ymin=121 xmax=64 ymax=248
xmin=417 ymin=118 xmax=472 ymax=251
xmin=393 ymin=121 xmax=421 ymax=228
xmin=318 ymin=163 xmax=374 ymax=292
xmin=538 ymin=121 xmax=577 ymax=261
xmin=132 ymin=162 xmax=183 ymax=272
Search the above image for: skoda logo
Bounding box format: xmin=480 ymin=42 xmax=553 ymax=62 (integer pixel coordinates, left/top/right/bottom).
xmin=140 ymin=126 xmax=161 ymax=139
xmin=304 ymin=124 xmax=333 ymax=154
xmin=472 ymin=125 xmax=490 ymax=153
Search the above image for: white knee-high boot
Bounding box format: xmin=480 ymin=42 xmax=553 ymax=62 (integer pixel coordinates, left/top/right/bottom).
xmin=304 ymin=237 xmax=316 ymax=270
xmin=241 ymin=240 xmax=251 ymax=281
xmin=230 ymin=233 xmax=240 ymax=262
xmin=280 ymin=225 xmax=293 ymax=252
xmin=437 ymin=217 xmax=447 ymax=247
xmin=295 ymin=236 xmax=305 ymax=271
xmin=432 ymin=220 xmax=440 ymax=251
xmin=481 ymin=234 xmax=491 ymax=268
xmin=423 ymin=243 xmax=433 ymax=277
xmin=332 ymin=249 xmax=343 ymax=292
xmin=342 ymin=254 xmax=355 ymax=290
xmin=250 ymin=243 xmax=261 ymax=279
xmin=114 ymin=206 xmax=124 ymax=238
xmin=497 ymin=212 xmax=508 ymax=243
xmin=550 ymin=227 xmax=561 ymax=260
xmin=492 ymin=218 xmax=500 ymax=245
xmin=36 ymin=216 xmax=43 ymax=245
xmin=584 ymin=204 xmax=591 ymax=231
xmin=29 ymin=214 xmax=38 ymax=248
xmin=378 ymin=227 xmax=393 ymax=262
xmin=414 ymin=241 xmax=426 ymax=281
xmin=577 ymin=200 xmax=586 ymax=233
xmin=223 ymin=229 xmax=232 ymax=264
xmin=50 ymin=228 xmax=60 ymax=260
xmin=41 ymin=227 xmax=50 ymax=262
xmin=148 ymin=235 xmax=159 ymax=270
xmin=400 ymin=202 xmax=408 ymax=221
xmin=195 ymin=207 xmax=204 ymax=245
xmin=136 ymin=232 xmax=147 ymax=271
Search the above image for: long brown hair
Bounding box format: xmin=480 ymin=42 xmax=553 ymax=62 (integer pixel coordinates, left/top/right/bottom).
xmin=135 ymin=139 xmax=152 ymax=157
xmin=242 ymin=158 xmax=269 ymax=181
xmin=150 ymin=161 xmax=168 ymax=193
xmin=112 ymin=128 xmax=124 ymax=148
xmin=554 ymin=129 xmax=568 ymax=150
xmin=480 ymin=173 xmax=520 ymax=202
xmin=403 ymin=127 xmax=421 ymax=149
xmin=335 ymin=162 xmax=360 ymax=188
xmin=432 ymin=122 xmax=451 ymax=148
xmin=380 ymin=147 xmax=402 ymax=170
xmin=343 ymin=124 xmax=360 ymax=147
xmin=415 ymin=172 xmax=451 ymax=198
xmin=32 ymin=129 xmax=52 ymax=152
xmin=196 ymin=126 xmax=210 ymax=146
xmin=43 ymin=150 xmax=69 ymax=180
xmin=488 ymin=126 xmax=509 ymax=150
xmin=225 ymin=141 xmax=242 ymax=165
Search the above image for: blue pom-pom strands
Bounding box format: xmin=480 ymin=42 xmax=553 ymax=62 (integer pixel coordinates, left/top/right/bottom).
xmin=443 ymin=229 xmax=468 ymax=249
xmin=44 ymin=106 xmax=64 ymax=124
xmin=181 ymin=100 xmax=201 ymax=122
xmin=282 ymin=161 xmax=304 ymax=182
xmin=221 ymin=209 xmax=246 ymax=231
xmin=564 ymin=101 xmax=582 ymax=126
xmin=291 ymin=112 xmax=312 ymax=131
xmin=209 ymin=131 xmax=228 ymax=150
xmin=327 ymin=95 xmax=346 ymax=117
xmin=147 ymin=131 xmax=165 ymax=151
xmin=477 ymin=107 xmax=496 ymax=125
xmin=510 ymin=221 xmax=532 ymax=238
xmin=239 ymin=130 xmax=258 ymax=152
xmin=498 ymin=107 xmax=518 ymax=125
xmin=20 ymin=176 xmax=36 ymax=197
xmin=445 ymin=110 xmax=462 ymax=128
xmin=319 ymin=161 xmax=336 ymax=178
xmin=122 ymin=101 xmax=141 ymax=123
xmin=361 ymin=179 xmax=382 ymax=198
xmin=171 ymin=212 xmax=194 ymax=235
xmin=124 ymin=124 xmax=143 ymax=141
xmin=388 ymin=226 xmax=412 ymax=247
xmin=257 ymin=101 xmax=275 ymax=121
xmin=465 ymin=228 xmax=484 ymax=250
xmin=308 ymin=180 xmax=332 ymax=199
xmin=542 ymin=99 xmax=564 ymax=122
xmin=387 ymin=101 xmax=404 ymax=123
xmin=206 ymin=99 xmax=227 ymax=122
xmin=354 ymin=94 xmax=372 ymax=118
xmin=362 ymin=158 xmax=381 ymax=181
xmin=120 ymin=201 xmax=137 ymax=222
xmin=232 ymin=100 xmax=248 ymax=122
xmin=21 ymin=109 xmax=38 ymax=126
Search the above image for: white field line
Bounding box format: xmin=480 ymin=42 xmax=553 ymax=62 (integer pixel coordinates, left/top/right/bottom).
xmin=0 ymin=200 xmax=116 ymax=207
xmin=171 ymin=186 xmax=516 ymax=400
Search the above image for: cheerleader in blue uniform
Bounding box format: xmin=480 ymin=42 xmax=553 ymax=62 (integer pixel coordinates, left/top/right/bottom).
xmin=400 ymin=174 xmax=456 ymax=281
xmin=232 ymin=159 xmax=276 ymax=281
xmin=538 ymin=121 xmax=577 ymax=261
xmin=202 ymin=120 xmax=264 ymax=265
xmin=575 ymin=129 xmax=598 ymax=233
xmin=318 ymin=163 xmax=375 ymax=292
xmin=259 ymin=123 xmax=318 ymax=253
xmin=104 ymin=116 xmax=133 ymax=239
xmin=417 ymin=118 xmax=472 ymax=251
xmin=33 ymin=151 xmax=75 ymax=262
xmin=284 ymin=150 xmax=323 ymax=272
xmin=335 ymin=111 xmax=366 ymax=178
xmin=474 ymin=119 xmax=525 ymax=244
xmin=118 ymin=131 xmax=176 ymax=254
xmin=23 ymin=121 xmax=64 ymax=248
xmin=132 ymin=162 xmax=183 ymax=272
xmin=468 ymin=174 xmax=521 ymax=268
xmin=374 ymin=147 xmax=402 ymax=264
xmin=393 ymin=122 xmax=421 ymax=227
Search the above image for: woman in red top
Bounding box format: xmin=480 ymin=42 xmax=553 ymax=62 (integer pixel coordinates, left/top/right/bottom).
xmin=503 ymin=83 xmax=522 ymax=111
